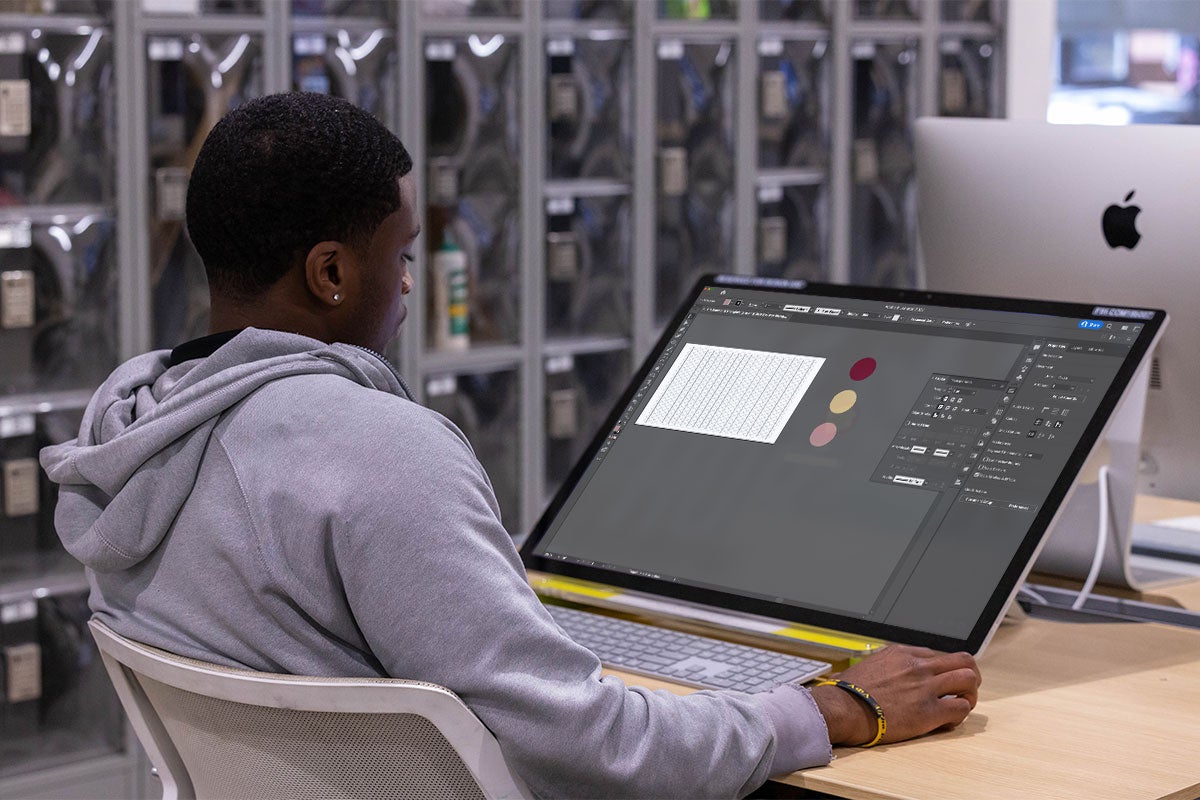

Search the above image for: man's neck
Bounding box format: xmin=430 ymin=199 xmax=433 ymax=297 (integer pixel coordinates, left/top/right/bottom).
xmin=209 ymin=287 xmax=329 ymax=342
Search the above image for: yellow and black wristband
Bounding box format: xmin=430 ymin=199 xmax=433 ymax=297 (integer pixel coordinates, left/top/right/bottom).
xmin=814 ymin=679 xmax=887 ymax=747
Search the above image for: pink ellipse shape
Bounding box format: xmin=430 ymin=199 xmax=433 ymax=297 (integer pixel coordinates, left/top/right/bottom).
xmin=850 ymin=357 xmax=877 ymax=381
xmin=809 ymin=422 xmax=838 ymax=447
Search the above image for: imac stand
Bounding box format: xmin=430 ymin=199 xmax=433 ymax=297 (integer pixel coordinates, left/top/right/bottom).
xmin=1032 ymin=359 xmax=1188 ymax=590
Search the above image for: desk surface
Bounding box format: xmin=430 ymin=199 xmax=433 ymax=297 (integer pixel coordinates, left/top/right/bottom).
xmin=607 ymin=618 xmax=1200 ymax=800
xmin=604 ymin=495 xmax=1200 ymax=800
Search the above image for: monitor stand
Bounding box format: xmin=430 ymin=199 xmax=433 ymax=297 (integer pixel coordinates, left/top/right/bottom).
xmin=1032 ymin=358 xmax=1190 ymax=591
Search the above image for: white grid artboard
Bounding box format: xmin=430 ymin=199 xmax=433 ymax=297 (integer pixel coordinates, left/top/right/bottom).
xmin=635 ymin=343 xmax=824 ymax=444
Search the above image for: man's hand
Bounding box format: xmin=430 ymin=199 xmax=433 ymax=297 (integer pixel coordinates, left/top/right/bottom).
xmin=809 ymin=645 xmax=981 ymax=746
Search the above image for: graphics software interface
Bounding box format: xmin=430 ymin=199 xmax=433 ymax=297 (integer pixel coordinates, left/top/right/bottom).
xmin=532 ymin=285 xmax=1145 ymax=638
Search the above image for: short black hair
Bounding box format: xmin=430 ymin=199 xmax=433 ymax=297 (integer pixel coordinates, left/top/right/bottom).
xmin=186 ymin=92 xmax=413 ymax=298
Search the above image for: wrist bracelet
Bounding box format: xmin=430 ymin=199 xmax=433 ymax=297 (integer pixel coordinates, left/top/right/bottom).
xmin=814 ymin=679 xmax=887 ymax=747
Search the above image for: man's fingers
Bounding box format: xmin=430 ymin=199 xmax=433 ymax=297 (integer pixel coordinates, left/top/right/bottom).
xmin=936 ymin=694 xmax=973 ymax=728
xmin=932 ymin=667 xmax=981 ymax=708
xmin=927 ymin=650 xmax=979 ymax=679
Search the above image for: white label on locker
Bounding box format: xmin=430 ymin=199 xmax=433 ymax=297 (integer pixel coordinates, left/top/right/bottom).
xmin=659 ymin=147 xmax=688 ymax=197
xmin=549 ymin=74 xmax=579 ymax=122
xmin=761 ymin=71 xmax=789 ymax=119
xmin=853 ymin=138 xmax=879 ymax=184
xmin=0 ymin=80 xmax=30 ymax=137
xmin=0 ymin=33 xmax=24 ymax=55
xmin=0 ymin=222 xmax=31 ymax=249
xmin=941 ymin=68 xmax=968 ymax=114
xmin=548 ymin=388 xmax=580 ymax=439
xmin=759 ymin=216 xmax=788 ymax=264
xmin=142 ymin=0 xmax=201 ymax=14
xmin=544 ymin=354 xmax=574 ymax=375
xmin=425 ymin=375 xmax=457 ymax=397
xmin=3 ymin=458 xmax=38 ymax=517
xmin=852 ymin=42 xmax=876 ymax=60
xmin=425 ymin=40 xmax=456 ymax=62
xmin=148 ymin=37 xmax=185 ymax=61
xmin=5 ymin=643 xmax=41 ymax=704
xmin=546 ymin=38 xmax=574 ymax=57
xmin=294 ymin=33 xmax=327 ymax=56
xmin=0 ymin=413 xmax=34 ymax=439
xmin=547 ymin=232 xmax=578 ymax=281
xmin=1 ymin=270 xmax=34 ymax=329
xmin=155 ymin=167 xmax=190 ymax=221
xmin=757 ymin=184 xmax=783 ymax=203
xmin=657 ymin=39 xmax=684 ymax=61
xmin=1 ymin=599 xmax=36 ymax=624
xmin=758 ymin=38 xmax=784 ymax=57
xmin=545 ymin=197 xmax=574 ymax=216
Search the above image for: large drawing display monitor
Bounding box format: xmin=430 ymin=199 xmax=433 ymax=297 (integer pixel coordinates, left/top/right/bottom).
xmin=522 ymin=275 xmax=1164 ymax=655
xmin=915 ymin=118 xmax=1198 ymax=504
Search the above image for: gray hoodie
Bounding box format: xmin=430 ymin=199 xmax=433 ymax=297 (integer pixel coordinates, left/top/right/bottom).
xmin=41 ymin=328 xmax=832 ymax=799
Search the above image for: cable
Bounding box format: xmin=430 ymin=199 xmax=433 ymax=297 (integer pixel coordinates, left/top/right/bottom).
xmin=1072 ymin=464 xmax=1111 ymax=611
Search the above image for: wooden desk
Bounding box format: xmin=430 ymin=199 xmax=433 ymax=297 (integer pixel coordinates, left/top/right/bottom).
xmin=608 ymin=618 xmax=1200 ymax=800
xmin=784 ymin=618 xmax=1200 ymax=800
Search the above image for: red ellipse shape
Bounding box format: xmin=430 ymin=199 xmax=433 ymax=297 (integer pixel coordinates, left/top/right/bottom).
xmin=850 ymin=357 xmax=877 ymax=381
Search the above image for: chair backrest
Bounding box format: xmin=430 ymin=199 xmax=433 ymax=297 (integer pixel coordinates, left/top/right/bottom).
xmin=88 ymin=620 xmax=533 ymax=800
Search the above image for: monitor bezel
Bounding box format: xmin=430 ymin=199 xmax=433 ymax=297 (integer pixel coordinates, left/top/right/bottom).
xmin=520 ymin=275 xmax=1166 ymax=655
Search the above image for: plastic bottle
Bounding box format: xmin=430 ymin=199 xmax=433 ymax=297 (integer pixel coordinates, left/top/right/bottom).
xmin=431 ymin=234 xmax=470 ymax=351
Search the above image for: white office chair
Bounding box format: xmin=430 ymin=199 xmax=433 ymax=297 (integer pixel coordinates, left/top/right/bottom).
xmin=88 ymin=620 xmax=533 ymax=800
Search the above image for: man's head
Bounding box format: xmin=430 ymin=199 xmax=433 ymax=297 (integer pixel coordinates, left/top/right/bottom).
xmin=187 ymin=92 xmax=420 ymax=351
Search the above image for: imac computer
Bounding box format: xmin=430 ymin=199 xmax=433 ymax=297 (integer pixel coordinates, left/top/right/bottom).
xmin=915 ymin=117 xmax=1199 ymax=588
xmin=522 ymin=275 xmax=1163 ymax=656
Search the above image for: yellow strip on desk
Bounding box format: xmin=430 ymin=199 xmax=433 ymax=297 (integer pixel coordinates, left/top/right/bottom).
xmin=534 ymin=574 xmax=883 ymax=653
xmin=771 ymin=625 xmax=882 ymax=652
xmin=532 ymin=576 xmax=620 ymax=599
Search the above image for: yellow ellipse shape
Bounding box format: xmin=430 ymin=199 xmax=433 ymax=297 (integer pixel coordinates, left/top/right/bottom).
xmin=829 ymin=389 xmax=858 ymax=414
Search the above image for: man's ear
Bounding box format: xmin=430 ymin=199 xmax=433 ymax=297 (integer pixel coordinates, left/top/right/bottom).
xmin=304 ymin=241 xmax=350 ymax=307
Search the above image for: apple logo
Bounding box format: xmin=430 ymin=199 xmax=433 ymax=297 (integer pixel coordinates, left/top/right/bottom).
xmin=1102 ymin=190 xmax=1141 ymax=250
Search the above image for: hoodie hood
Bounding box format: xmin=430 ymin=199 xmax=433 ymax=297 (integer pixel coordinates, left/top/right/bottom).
xmin=40 ymin=328 xmax=408 ymax=573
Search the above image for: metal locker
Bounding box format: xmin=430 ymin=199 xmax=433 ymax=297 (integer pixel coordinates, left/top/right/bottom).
xmin=545 ymin=194 xmax=631 ymax=340
xmin=655 ymin=38 xmax=736 ymax=325
xmin=544 ymin=349 xmax=630 ymax=495
xmin=146 ymin=32 xmax=264 ymax=349
xmin=0 ymin=216 xmax=117 ymax=395
xmin=756 ymin=182 xmax=828 ymax=282
xmin=425 ymin=34 xmax=521 ymax=348
xmin=546 ymin=35 xmax=632 ymax=182
xmin=849 ymin=38 xmax=920 ymax=288
xmin=758 ymin=37 xmax=830 ymax=170
xmin=0 ymin=24 xmax=114 ymax=206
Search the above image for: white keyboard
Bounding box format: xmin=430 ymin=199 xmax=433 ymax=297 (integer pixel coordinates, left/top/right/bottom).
xmin=547 ymin=604 xmax=831 ymax=693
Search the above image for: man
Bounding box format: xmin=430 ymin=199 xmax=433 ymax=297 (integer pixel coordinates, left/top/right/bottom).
xmin=42 ymin=92 xmax=979 ymax=798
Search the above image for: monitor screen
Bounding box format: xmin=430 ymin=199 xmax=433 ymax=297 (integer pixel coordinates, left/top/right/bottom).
xmin=522 ymin=276 xmax=1164 ymax=654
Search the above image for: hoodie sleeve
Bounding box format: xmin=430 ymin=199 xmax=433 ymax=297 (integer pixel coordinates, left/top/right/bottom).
xmin=331 ymin=409 xmax=831 ymax=799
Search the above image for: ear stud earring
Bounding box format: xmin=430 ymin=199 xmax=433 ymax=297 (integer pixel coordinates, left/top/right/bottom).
xmin=333 ymin=293 xmax=342 ymax=302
